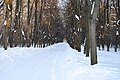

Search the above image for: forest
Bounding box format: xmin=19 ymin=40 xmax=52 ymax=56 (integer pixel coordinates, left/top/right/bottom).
xmin=0 ymin=0 xmax=120 ymax=65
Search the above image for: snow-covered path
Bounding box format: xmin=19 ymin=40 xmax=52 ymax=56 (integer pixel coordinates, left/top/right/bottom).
xmin=0 ymin=43 xmax=77 ymax=80
xmin=0 ymin=43 xmax=120 ymax=80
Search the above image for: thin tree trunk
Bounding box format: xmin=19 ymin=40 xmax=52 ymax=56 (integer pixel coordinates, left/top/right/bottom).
xmin=14 ymin=0 xmax=19 ymax=47
xmin=84 ymin=0 xmax=90 ymax=57
xmin=4 ymin=8 xmax=9 ymax=50
xmin=27 ymin=0 xmax=30 ymax=47
xmin=33 ymin=0 xmax=38 ymax=47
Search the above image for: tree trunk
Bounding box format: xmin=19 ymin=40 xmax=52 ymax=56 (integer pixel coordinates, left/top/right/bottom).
xmin=4 ymin=0 xmax=13 ymax=50
xmin=27 ymin=0 xmax=30 ymax=47
xmin=14 ymin=0 xmax=20 ymax=47
xmin=86 ymin=0 xmax=98 ymax=65
xmin=4 ymin=9 xmax=9 ymax=50
xmin=33 ymin=0 xmax=38 ymax=47
xmin=84 ymin=0 xmax=90 ymax=57
xmin=90 ymin=0 xmax=99 ymax=65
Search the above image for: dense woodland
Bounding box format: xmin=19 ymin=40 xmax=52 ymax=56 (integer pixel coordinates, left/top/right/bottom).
xmin=0 ymin=0 xmax=120 ymax=65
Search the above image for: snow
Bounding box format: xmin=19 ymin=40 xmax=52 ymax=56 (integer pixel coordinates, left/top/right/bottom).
xmin=0 ymin=42 xmax=120 ymax=80
xmin=91 ymin=1 xmax=95 ymax=15
xmin=116 ymin=31 xmax=119 ymax=35
xmin=7 ymin=5 xmax=11 ymax=11
xmin=16 ymin=13 xmax=19 ymax=16
xmin=75 ymin=15 xmax=80 ymax=20
xmin=4 ymin=20 xmax=6 ymax=26
xmin=0 ymin=0 xmax=4 ymax=7
xmin=21 ymin=30 xmax=25 ymax=36
xmin=117 ymin=20 xmax=120 ymax=25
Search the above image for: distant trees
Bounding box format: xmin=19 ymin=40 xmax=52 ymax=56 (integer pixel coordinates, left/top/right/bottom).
xmin=0 ymin=0 xmax=63 ymax=48
xmin=63 ymin=0 xmax=98 ymax=65
xmin=63 ymin=0 xmax=82 ymax=52
xmin=97 ymin=0 xmax=120 ymax=52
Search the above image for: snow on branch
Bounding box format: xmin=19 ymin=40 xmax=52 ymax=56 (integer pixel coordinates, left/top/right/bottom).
xmin=117 ymin=20 xmax=120 ymax=25
xmin=75 ymin=15 xmax=81 ymax=20
xmin=116 ymin=31 xmax=119 ymax=35
xmin=91 ymin=1 xmax=95 ymax=15
xmin=4 ymin=20 xmax=6 ymax=26
xmin=0 ymin=0 xmax=4 ymax=7
xmin=7 ymin=5 xmax=11 ymax=11
xmin=22 ymin=30 xmax=25 ymax=36
xmin=90 ymin=0 xmax=92 ymax=4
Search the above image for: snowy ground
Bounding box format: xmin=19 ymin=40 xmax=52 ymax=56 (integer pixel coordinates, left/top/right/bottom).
xmin=0 ymin=42 xmax=120 ymax=80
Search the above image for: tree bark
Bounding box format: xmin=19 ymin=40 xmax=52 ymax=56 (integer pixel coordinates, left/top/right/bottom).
xmin=86 ymin=0 xmax=98 ymax=65
xmin=4 ymin=0 xmax=13 ymax=50
xmin=84 ymin=0 xmax=90 ymax=57
xmin=4 ymin=9 xmax=9 ymax=50
xmin=27 ymin=0 xmax=30 ymax=47
xmin=33 ymin=0 xmax=38 ymax=47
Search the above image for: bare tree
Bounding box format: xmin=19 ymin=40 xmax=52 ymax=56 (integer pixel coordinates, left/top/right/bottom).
xmin=4 ymin=0 xmax=13 ymax=50
xmin=85 ymin=0 xmax=99 ymax=65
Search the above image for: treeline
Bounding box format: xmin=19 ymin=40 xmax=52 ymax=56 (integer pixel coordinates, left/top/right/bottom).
xmin=0 ymin=0 xmax=65 ymax=49
xmin=61 ymin=0 xmax=120 ymax=52
xmin=96 ymin=0 xmax=120 ymax=52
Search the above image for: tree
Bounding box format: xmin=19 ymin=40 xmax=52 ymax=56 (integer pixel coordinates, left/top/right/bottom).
xmin=4 ymin=0 xmax=13 ymax=50
xmin=27 ymin=0 xmax=30 ymax=47
xmin=84 ymin=0 xmax=90 ymax=57
xmin=85 ymin=0 xmax=98 ymax=65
